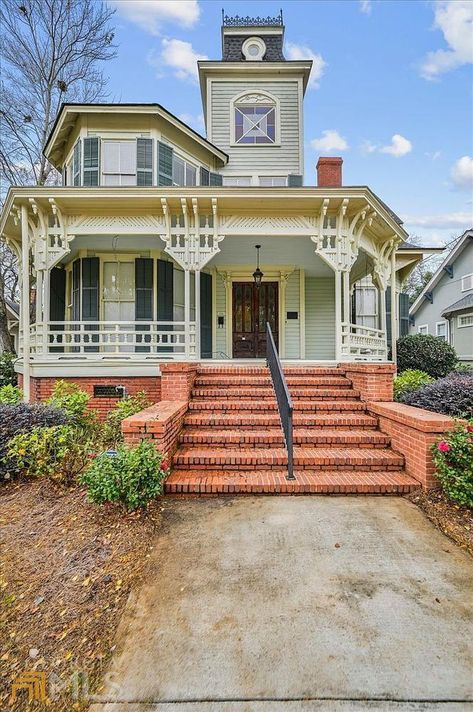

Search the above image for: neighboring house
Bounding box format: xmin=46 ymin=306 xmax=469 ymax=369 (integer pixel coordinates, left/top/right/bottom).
xmin=0 ymin=12 xmax=436 ymax=403
xmin=410 ymin=230 xmax=473 ymax=364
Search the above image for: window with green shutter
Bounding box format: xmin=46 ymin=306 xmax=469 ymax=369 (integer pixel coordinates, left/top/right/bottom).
xmin=385 ymin=287 xmax=392 ymax=346
xmin=157 ymin=259 xmax=174 ymax=353
xmin=399 ymin=292 xmax=410 ymax=337
xmin=81 ymin=257 xmax=99 ymax=352
xmin=83 ymin=137 xmax=99 ymax=186
xmin=135 ymin=258 xmax=153 ymax=352
xmin=158 ymin=141 xmax=173 ymax=186
xmin=137 ymin=139 xmax=153 ymax=186
xmin=200 ymin=272 xmax=213 ymax=359
xmin=49 ymin=267 xmax=66 ymax=353
xmin=73 ymin=140 xmax=81 ymax=186
xmin=209 ymin=172 xmax=223 ymax=186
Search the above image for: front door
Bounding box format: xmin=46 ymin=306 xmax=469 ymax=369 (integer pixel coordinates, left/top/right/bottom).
xmin=232 ymin=282 xmax=278 ymax=358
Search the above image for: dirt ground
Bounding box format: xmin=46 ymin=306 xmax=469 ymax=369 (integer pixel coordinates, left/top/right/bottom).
xmin=0 ymin=478 xmax=165 ymax=710
xmin=406 ymin=488 xmax=473 ymax=556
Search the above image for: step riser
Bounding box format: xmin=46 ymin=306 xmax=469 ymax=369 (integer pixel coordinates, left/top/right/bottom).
xmin=194 ymin=378 xmax=352 ymax=387
xmin=197 ymin=368 xmax=345 ymax=375
xmin=183 ymin=416 xmax=378 ymax=429
xmin=174 ymin=463 xmax=404 ymax=471
xmin=191 ymin=390 xmax=359 ymax=400
xmin=180 ymin=433 xmax=390 ymax=447
xmin=189 ymin=402 xmax=367 ymax=412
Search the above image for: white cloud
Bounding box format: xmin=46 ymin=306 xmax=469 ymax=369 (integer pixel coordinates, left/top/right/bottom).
xmin=402 ymin=211 xmax=473 ymax=229
xmin=420 ymin=1 xmax=473 ymax=80
xmin=359 ymin=1 xmax=372 ymax=15
xmin=109 ymin=0 xmax=200 ymax=36
xmin=379 ymin=134 xmax=412 ymax=157
xmin=178 ymin=112 xmax=205 ymax=131
xmin=451 ymin=155 xmax=473 ymax=190
xmin=360 ymin=140 xmax=378 ymax=154
xmin=311 ymin=130 xmax=349 ymax=152
xmin=285 ymin=42 xmax=326 ymax=89
xmin=149 ymin=39 xmax=208 ymax=83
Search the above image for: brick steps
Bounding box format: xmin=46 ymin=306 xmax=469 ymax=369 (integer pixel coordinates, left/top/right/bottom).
xmin=183 ymin=412 xmax=379 ymax=429
xmin=188 ymin=399 xmax=367 ymax=412
xmin=167 ymin=364 xmax=413 ymax=497
xmin=180 ymin=428 xmax=390 ymax=448
xmin=165 ymin=470 xmax=420 ymax=495
xmin=173 ymin=446 xmax=404 ymax=470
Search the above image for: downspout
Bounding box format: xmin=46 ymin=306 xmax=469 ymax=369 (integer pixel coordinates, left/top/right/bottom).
xmin=21 ymin=205 xmax=31 ymax=401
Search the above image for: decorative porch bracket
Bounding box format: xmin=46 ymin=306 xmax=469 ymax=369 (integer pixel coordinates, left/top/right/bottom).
xmin=160 ymin=197 xmax=225 ymax=271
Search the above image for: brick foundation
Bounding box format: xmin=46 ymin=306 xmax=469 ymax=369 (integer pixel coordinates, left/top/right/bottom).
xmin=368 ymin=402 xmax=456 ymax=489
xmin=342 ymin=363 xmax=395 ymax=402
xmin=122 ymin=401 xmax=188 ymax=467
xmin=19 ymin=375 xmax=161 ymax=419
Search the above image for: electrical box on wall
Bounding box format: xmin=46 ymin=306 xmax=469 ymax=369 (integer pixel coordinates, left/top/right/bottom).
xmin=217 ymin=314 xmax=225 ymax=328
xmin=287 ymin=311 xmax=298 ymax=320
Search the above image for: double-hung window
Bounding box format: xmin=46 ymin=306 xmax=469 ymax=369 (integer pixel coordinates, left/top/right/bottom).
xmin=172 ymin=154 xmax=196 ymax=186
xmin=436 ymin=321 xmax=448 ymax=341
xmin=102 ymin=140 xmax=137 ymax=186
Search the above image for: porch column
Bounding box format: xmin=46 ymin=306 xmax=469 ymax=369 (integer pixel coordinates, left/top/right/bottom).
xmin=334 ymin=269 xmax=342 ymax=361
xmin=21 ymin=205 xmax=31 ymax=402
xmin=391 ymin=249 xmax=397 ymax=363
xmin=379 ymin=287 xmax=387 ymax=334
xmin=195 ymin=268 xmax=201 ymax=360
xmin=342 ymin=270 xmax=351 ymax=327
xmin=35 ymin=270 xmax=43 ymax=324
xmin=184 ymin=268 xmax=190 ymax=359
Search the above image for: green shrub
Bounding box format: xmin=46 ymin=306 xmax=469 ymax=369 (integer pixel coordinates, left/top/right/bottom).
xmin=0 ymin=384 xmax=23 ymax=404
xmin=7 ymin=424 xmax=93 ymax=482
xmin=80 ymin=440 xmax=166 ymax=510
xmin=397 ymin=334 xmax=457 ymax=379
xmin=0 ymin=352 xmax=17 ymax=387
xmin=45 ymin=380 xmax=97 ymax=435
xmin=101 ymin=391 xmax=151 ymax=447
xmin=431 ymin=421 xmax=473 ymax=507
xmin=0 ymin=403 xmax=67 ymax=480
xmin=454 ymin=362 xmax=473 ymax=373
xmin=394 ymin=369 xmax=434 ymax=401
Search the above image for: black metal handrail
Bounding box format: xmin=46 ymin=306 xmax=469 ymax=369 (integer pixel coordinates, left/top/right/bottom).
xmin=266 ymin=322 xmax=295 ymax=480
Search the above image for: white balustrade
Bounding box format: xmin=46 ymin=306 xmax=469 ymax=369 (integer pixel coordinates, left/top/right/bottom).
xmin=21 ymin=321 xmax=197 ymax=360
xmin=341 ymin=322 xmax=388 ymax=361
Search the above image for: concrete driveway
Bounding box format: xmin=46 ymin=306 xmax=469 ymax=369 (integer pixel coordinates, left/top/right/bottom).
xmin=90 ymin=497 xmax=473 ymax=711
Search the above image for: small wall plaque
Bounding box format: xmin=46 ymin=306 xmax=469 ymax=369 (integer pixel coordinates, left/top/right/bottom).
xmin=287 ymin=311 xmax=298 ymax=320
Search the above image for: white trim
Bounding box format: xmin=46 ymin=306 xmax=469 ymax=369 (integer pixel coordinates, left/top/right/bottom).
xmin=461 ymin=273 xmax=473 ymax=292
xmin=242 ymin=37 xmax=266 ymax=61
xmin=418 ymin=324 xmax=429 ymax=335
xmin=458 ymin=312 xmax=473 ymax=328
xmin=222 ymin=26 xmax=284 ymax=36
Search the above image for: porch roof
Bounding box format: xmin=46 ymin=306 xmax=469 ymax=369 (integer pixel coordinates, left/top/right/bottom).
xmin=1 ymin=186 xmax=409 ymax=244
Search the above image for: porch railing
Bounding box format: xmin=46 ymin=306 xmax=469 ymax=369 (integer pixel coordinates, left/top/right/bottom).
xmin=341 ymin=322 xmax=388 ymax=361
xmin=266 ymin=322 xmax=295 ymax=481
xmin=21 ymin=321 xmax=196 ymax=360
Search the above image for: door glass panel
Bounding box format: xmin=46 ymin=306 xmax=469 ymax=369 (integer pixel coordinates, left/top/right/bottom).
xmin=244 ymin=284 xmax=252 ymax=332
xmin=235 ymin=284 xmax=242 ymax=332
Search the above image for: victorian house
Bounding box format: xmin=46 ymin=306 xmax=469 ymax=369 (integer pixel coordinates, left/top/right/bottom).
xmin=0 ymin=12 xmax=439 ymax=494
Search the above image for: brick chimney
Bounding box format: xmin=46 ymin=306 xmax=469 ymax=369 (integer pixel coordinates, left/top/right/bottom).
xmin=316 ymin=157 xmax=343 ymax=187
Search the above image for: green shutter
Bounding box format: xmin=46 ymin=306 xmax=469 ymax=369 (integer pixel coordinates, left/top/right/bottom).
xmin=288 ymin=174 xmax=303 ymax=187
xmin=158 ymin=141 xmax=173 ymax=186
xmin=72 ymin=259 xmax=81 ymax=320
xmin=135 ymin=258 xmax=153 ymax=352
xmin=49 ymin=267 xmax=66 ymax=353
xmin=83 ymin=137 xmax=99 ymax=186
xmin=200 ymin=272 xmax=213 ymax=359
xmin=73 ymin=140 xmax=81 ymax=186
xmin=82 ymin=257 xmax=99 ymax=352
xmin=157 ymin=259 xmax=174 ymax=354
xmin=385 ymin=287 xmax=392 ymax=347
xmin=399 ymin=292 xmax=410 ymax=337
xmin=137 ymin=138 xmax=153 ymax=186
xmin=200 ymin=167 xmax=210 ymax=186
xmin=209 ymin=171 xmax=222 ymax=186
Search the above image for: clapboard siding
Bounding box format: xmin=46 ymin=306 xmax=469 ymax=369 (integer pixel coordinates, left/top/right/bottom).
xmin=284 ymin=271 xmax=300 ymax=358
xmin=210 ymin=81 xmax=301 ymax=174
xmin=305 ymin=277 xmax=336 ymax=360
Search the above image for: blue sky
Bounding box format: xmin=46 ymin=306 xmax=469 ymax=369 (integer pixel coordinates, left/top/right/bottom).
xmin=106 ymin=0 xmax=472 ymax=246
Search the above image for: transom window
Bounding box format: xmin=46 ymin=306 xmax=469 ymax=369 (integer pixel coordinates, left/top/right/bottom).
xmin=222 ymin=176 xmax=252 ymax=186
xmin=234 ymin=93 xmax=277 ymax=145
xmin=259 ymin=176 xmax=287 ymax=187
xmin=458 ymin=313 xmax=473 ymax=328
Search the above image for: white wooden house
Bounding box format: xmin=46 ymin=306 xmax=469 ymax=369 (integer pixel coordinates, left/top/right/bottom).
xmin=0 ymin=12 xmax=431 ymax=402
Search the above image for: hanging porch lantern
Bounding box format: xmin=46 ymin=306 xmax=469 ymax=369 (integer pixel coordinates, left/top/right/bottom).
xmin=253 ymin=244 xmax=263 ymax=287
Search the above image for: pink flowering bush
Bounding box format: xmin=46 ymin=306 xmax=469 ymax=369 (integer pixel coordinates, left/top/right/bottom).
xmin=431 ymin=421 xmax=473 ymax=507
